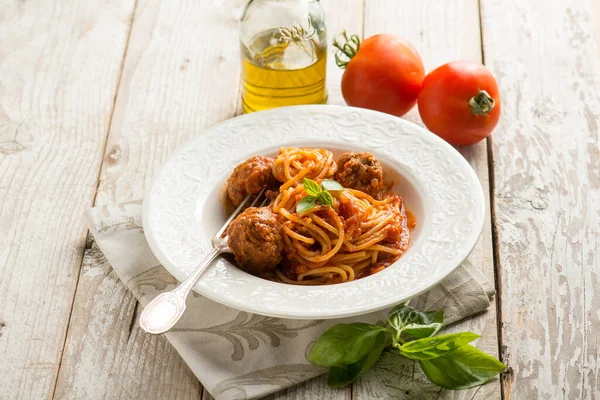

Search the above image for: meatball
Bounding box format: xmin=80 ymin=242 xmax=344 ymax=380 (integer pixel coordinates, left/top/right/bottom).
xmin=227 ymin=207 xmax=284 ymax=274
xmin=226 ymin=156 xmax=277 ymax=207
xmin=334 ymin=152 xmax=384 ymax=196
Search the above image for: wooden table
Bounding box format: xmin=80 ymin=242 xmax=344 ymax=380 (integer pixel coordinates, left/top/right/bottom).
xmin=1 ymin=0 xmax=598 ymax=398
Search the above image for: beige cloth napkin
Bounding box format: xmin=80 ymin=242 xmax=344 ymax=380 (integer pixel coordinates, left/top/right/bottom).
xmin=85 ymin=201 xmax=495 ymax=400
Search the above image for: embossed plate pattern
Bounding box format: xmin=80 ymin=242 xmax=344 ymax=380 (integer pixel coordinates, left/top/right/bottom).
xmin=143 ymin=105 xmax=485 ymax=319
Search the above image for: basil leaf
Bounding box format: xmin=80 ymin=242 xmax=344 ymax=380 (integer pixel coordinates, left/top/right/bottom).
xmin=399 ymin=332 xmax=479 ymax=360
xmin=388 ymin=305 xmax=443 ymax=340
xmin=296 ymin=196 xmax=317 ymax=213
xmin=303 ymin=178 xmax=322 ymax=197
xmin=400 ymin=323 xmax=444 ymax=340
xmin=307 ymin=323 xmax=389 ymax=367
xmin=318 ymin=190 xmax=334 ymax=206
xmin=321 ymin=179 xmax=345 ymax=191
xmin=326 ymin=334 xmax=386 ymax=388
xmin=418 ymin=344 xmax=506 ymax=390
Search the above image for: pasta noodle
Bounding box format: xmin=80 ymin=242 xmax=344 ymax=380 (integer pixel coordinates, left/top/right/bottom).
xmin=266 ymin=147 xmax=415 ymax=285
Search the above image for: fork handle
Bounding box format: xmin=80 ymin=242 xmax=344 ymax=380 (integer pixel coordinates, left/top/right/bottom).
xmin=139 ymin=247 xmax=222 ymax=334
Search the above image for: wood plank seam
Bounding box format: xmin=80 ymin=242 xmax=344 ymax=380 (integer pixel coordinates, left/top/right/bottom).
xmin=479 ymin=2 xmax=600 ymax=396
xmin=126 ymin=301 xmax=141 ymax=341
xmin=487 ymin=137 xmax=509 ymax=399
xmin=350 ymin=2 xmax=365 ymax=400
xmin=50 ymin=1 xmax=244 ymax=398
xmin=354 ymin=1 xmax=500 ymax=399
xmin=50 ymin=0 xmax=141 ymax=398
xmin=360 ymin=0 xmax=366 ymax=42
xmin=477 ymin=0 xmax=486 ymax=70
xmin=478 ymin=0 xmax=507 ymax=395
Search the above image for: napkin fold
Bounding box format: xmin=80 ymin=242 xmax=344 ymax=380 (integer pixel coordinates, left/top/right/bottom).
xmin=85 ymin=201 xmax=495 ymax=400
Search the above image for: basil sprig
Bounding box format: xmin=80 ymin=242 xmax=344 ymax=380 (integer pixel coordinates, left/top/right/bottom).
xmin=296 ymin=178 xmax=344 ymax=213
xmin=307 ymin=305 xmax=505 ymax=390
xmin=307 ymin=323 xmax=388 ymax=388
xmin=388 ymin=306 xmax=444 ymax=342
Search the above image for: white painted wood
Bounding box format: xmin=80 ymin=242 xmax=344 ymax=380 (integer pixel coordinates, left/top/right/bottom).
xmin=322 ymin=0 xmax=364 ymax=106
xmin=54 ymin=0 xmax=247 ymax=398
xmin=353 ymin=1 xmax=501 ymax=399
xmin=0 ymin=0 xmax=135 ymax=398
xmin=12 ymin=0 xmax=536 ymax=398
xmin=56 ymin=0 xmax=365 ymax=398
xmin=211 ymin=0 xmax=363 ymax=397
xmin=54 ymin=243 xmax=201 ymax=399
xmin=481 ymin=0 xmax=600 ymax=397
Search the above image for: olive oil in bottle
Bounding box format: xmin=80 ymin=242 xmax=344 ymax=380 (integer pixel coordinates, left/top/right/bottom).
xmin=239 ymin=1 xmax=327 ymax=113
xmin=241 ymin=29 xmax=327 ymax=113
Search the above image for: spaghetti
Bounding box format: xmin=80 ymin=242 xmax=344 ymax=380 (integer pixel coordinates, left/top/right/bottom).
xmin=265 ymin=147 xmax=415 ymax=285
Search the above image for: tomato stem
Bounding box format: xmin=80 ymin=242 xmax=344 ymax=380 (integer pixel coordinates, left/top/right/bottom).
xmin=332 ymin=31 xmax=360 ymax=69
xmin=469 ymin=90 xmax=496 ymax=116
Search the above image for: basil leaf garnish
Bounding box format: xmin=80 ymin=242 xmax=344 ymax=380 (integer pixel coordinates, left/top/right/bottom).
xmin=318 ymin=190 xmax=334 ymax=206
xmin=296 ymin=178 xmax=340 ymax=212
xmin=296 ymin=196 xmax=317 ymax=213
xmin=307 ymin=323 xmax=389 ymax=367
xmin=418 ymin=344 xmax=506 ymax=389
xmin=303 ymin=178 xmax=322 ymax=197
xmin=398 ymin=332 xmax=479 ymax=360
xmin=321 ymin=179 xmax=345 ymax=191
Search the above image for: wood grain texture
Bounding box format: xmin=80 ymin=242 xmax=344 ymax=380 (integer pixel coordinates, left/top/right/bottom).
xmin=263 ymin=377 xmax=348 ymax=400
xmin=203 ymin=376 xmax=349 ymax=400
xmin=54 ymin=0 xmax=246 ymax=398
xmin=50 ymin=0 xmax=504 ymax=399
xmin=322 ymin=0 xmax=363 ymax=106
xmin=54 ymin=243 xmax=201 ymax=399
xmin=353 ymin=0 xmax=501 ymax=399
xmin=0 ymin=0 xmax=135 ymax=398
xmin=207 ymin=2 xmax=363 ymax=398
xmin=264 ymin=2 xmax=363 ymax=398
xmin=481 ymin=0 xmax=600 ymax=397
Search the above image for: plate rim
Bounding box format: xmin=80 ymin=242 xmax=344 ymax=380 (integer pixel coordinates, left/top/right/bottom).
xmin=142 ymin=105 xmax=486 ymax=319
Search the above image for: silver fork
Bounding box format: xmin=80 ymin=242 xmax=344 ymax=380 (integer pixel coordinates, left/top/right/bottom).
xmin=139 ymin=188 xmax=267 ymax=334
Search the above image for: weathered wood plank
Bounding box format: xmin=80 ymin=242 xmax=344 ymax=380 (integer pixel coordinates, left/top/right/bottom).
xmin=55 ymin=242 xmax=201 ymax=399
xmin=0 ymin=0 xmax=135 ymax=398
xmin=481 ymin=0 xmax=600 ymax=397
xmin=323 ymin=0 xmax=363 ymax=106
xmin=265 ymin=1 xmax=363 ymax=398
xmin=205 ymin=0 xmax=363 ymax=398
xmin=353 ymin=0 xmax=501 ymax=399
xmin=54 ymin=0 xmax=247 ymax=398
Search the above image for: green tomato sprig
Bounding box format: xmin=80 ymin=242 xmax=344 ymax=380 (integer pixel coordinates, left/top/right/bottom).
xmin=296 ymin=178 xmax=345 ymax=213
xmin=307 ymin=305 xmax=505 ymax=389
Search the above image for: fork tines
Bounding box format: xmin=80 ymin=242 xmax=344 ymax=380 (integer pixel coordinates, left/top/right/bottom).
xmin=215 ymin=188 xmax=267 ymax=239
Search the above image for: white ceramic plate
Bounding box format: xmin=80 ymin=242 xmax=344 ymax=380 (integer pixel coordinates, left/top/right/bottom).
xmin=143 ymin=105 xmax=485 ymax=319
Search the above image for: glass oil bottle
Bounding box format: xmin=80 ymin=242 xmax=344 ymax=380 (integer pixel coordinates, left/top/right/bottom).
xmin=239 ymin=0 xmax=327 ymax=113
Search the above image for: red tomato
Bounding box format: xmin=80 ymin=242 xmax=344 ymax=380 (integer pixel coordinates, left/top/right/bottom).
xmin=336 ymin=34 xmax=425 ymax=117
xmin=418 ymin=61 xmax=501 ymax=146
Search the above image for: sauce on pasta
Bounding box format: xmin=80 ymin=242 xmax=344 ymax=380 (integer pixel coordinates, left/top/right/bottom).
xmin=226 ymin=147 xmax=416 ymax=285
